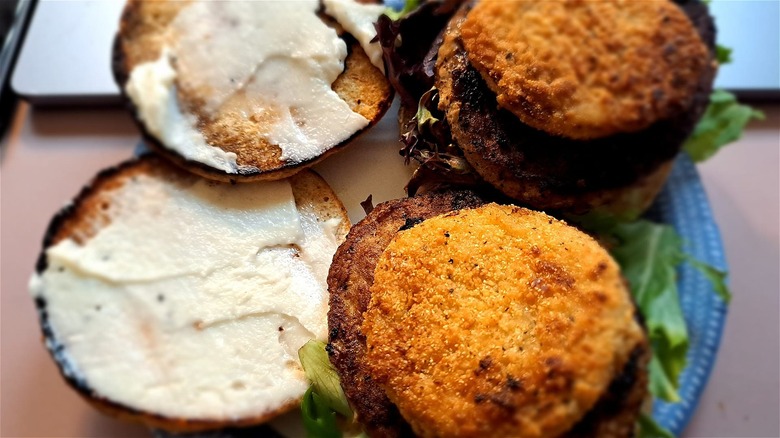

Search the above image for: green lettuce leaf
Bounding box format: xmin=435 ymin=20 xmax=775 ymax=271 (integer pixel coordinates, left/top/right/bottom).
xmin=686 ymin=256 xmax=732 ymax=303
xmin=683 ymin=89 xmax=765 ymax=162
xmin=299 ymin=340 xmax=353 ymax=418
xmin=603 ymin=220 xmax=731 ymax=403
xmin=301 ymin=387 xmax=341 ymax=438
xmin=608 ymin=221 xmax=689 ymax=402
xmin=716 ymin=45 xmax=733 ymax=65
xmin=638 ymin=413 xmax=676 ymax=438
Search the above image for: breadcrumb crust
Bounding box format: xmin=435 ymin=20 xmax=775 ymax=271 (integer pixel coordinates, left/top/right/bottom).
xmin=363 ymin=204 xmax=645 ymax=438
xmin=461 ymin=0 xmax=712 ymax=140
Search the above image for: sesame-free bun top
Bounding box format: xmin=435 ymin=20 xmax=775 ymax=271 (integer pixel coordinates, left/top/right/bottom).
xmin=113 ymin=0 xmax=392 ymax=182
xmin=31 ymin=154 xmax=350 ymax=432
xmin=460 ymin=0 xmax=712 ymax=140
xmin=362 ymin=204 xmax=645 ymax=438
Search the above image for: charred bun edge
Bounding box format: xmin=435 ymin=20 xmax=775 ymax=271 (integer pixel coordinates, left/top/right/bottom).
xmin=113 ymin=25 xmax=393 ymax=183
xmin=32 ymin=155 xmax=340 ymax=432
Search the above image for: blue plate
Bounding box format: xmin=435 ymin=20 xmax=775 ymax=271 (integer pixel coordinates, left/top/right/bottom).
xmin=647 ymin=154 xmax=729 ymax=435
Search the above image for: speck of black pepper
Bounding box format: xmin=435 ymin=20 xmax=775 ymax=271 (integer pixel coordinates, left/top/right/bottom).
xmin=448 ymin=259 xmax=454 ymax=264
xmin=157 ymin=294 xmax=165 ymax=302
xmin=507 ymin=375 xmax=522 ymax=390
xmin=444 ymin=232 xmax=450 ymax=238
xmin=449 ymin=288 xmax=454 ymax=294
xmin=278 ymin=326 xmax=284 ymax=332
xmin=399 ymin=217 xmax=423 ymax=231
xmin=329 ymin=327 xmax=339 ymax=339
xmin=325 ymin=343 xmax=335 ymax=355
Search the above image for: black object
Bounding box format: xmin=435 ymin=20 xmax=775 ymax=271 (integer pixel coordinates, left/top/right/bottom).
xmin=152 ymin=425 xmax=285 ymax=438
xmin=0 ymin=0 xmax=35 ymax=140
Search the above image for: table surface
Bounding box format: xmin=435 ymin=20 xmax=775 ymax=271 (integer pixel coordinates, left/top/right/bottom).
xmin=1 ymin=101 xmax=778 ymax=438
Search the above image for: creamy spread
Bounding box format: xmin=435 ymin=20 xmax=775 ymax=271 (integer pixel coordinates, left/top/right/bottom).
xmin=124 ymin=50 xmax=244 ymax=175
xmin=30 ymin=176 xmax=343 ymax=420
xmin=323 ymin=0 xmax=387 ymax=73
xmin=125 ymin=0 xmax=386 ymax=171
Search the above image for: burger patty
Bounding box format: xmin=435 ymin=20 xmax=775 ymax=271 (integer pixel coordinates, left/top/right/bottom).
xmin=328 ymin=193 xmax=650 ymax=437
xmin=327 ymin=190 xmax=488 ymax=438
xmin=434 ymin=1 xmax=716 ymax=214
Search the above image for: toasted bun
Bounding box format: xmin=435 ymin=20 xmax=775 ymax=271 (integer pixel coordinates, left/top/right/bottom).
xmin=113 ymin=0 xmax=393 ymax=182
xmin=33 ymin=154 xmax=349 ymax=432
xmin=460 ymin=0 xmax=713 ymax=140
xmin=362 ymin=204 xmax=647 ymax=438
xmin=328 ymin=190 xmax=488 ymax=437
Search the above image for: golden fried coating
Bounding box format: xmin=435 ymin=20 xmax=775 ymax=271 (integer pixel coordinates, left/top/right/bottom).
xmin=460 ymin=0 xmax=713 ymax=140
xmin=327 ymin=190 xmax=487 ymax=437
xmin=363 ymin=204 xmax=645 ymax=438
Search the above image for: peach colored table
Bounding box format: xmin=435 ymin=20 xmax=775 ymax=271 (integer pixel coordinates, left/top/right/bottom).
xmin=2 ymin=102 xmax=778 ymax=437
